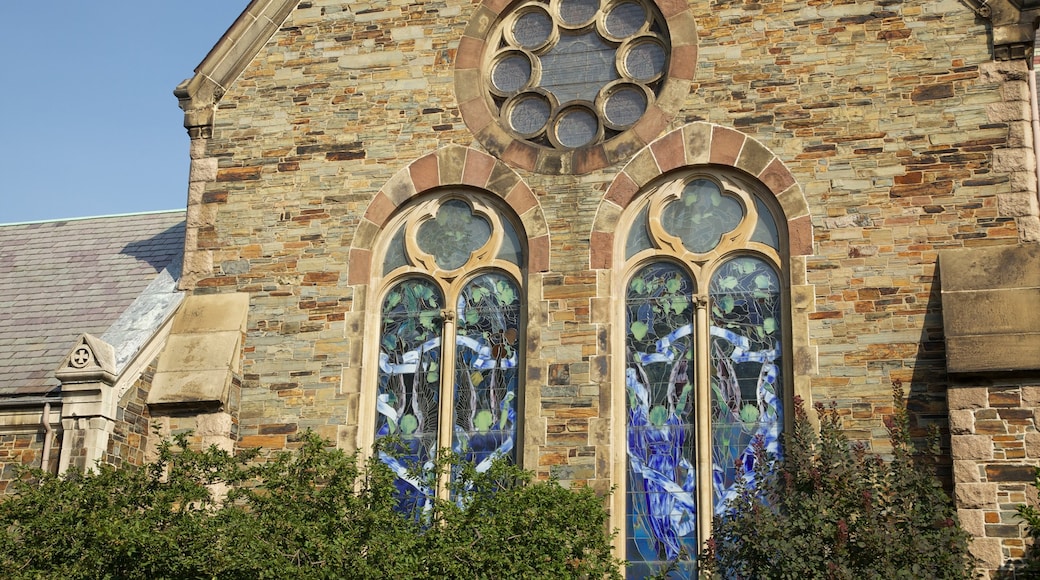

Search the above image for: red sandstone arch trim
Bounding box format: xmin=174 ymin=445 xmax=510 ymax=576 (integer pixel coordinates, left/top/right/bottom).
xmin=590 ymin=122 xmax=813 ymax=269
xmin=348 ymin=146 xmax=549 ymax=285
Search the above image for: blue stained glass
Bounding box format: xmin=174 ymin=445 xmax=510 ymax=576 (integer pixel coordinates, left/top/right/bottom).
xmin=709 ymin=257 xmax=782 ymax=515
xmin=625 ymin=262 xmax=698 ymax=577
xmin=375 ymin=278 xmax=444 ymax=517
xmin=452 ymin=273 xmax=520 ymax=475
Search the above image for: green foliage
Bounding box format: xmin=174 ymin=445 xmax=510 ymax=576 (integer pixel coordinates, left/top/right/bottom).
xmin=700 ymin=380 xmax=975 ymax=580
xmin=0 ymin=433 xmax=621 ymax=579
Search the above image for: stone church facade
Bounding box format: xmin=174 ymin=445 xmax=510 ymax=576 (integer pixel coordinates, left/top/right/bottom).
xmin=2 ymin=0 xmax=1040 ymax=576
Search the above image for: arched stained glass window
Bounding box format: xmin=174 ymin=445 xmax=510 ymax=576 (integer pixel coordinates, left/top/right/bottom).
xmin=622 ymin=171 xmax=786 ymax=578
xmin=374 ymin=193 xmax=524 ymax=515
xmin=625 ymin=262 xmax=698 ymax=578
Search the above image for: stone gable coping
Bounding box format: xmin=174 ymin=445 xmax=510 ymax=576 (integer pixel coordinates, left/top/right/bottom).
xmin=175 ymin=0 xmax=297 ymax=136
xmin=348 ymin=146 xmax=550 ymax=286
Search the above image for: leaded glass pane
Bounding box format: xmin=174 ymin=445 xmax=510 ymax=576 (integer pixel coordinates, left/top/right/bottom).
xmin=751 ymin=196 xmax=780 ymax=249
xmin=559 ymin=0 xmax=599 ymax=25
xmin=625 ymin=38 xmax=666 ymax=81
xmin=709 ymin=257 xmax=782 ymax=515
xmin=417 ymin=200 xmax=492 ymax=271
xmin=496 ymin=216 xmax=524 ymax=265
xmin=625 ymin=204 xmax=652 ymax=259
xmin=509 ymin=93 xmax=551 ymax=135
xmin=491 ymin=53 xmax=532 ymax=94
xmin=376 ymin=278 xmax=444 ymax=517
xmin=555 ymin=107 xmax=599 ymax=148
xmin=604 ymin=85 xmax=647 ymax=127
xmin=625 ymin=262 xmax=697 ymax=579
xmin=605 ymin=2 xmax=646 ymax=38
xmin=661 ymin=179 xmax=744 ymax=254
xmin=383 ymin=224 xmax=408 ymax=273
xmin=539 ymin=32 xmax=620 ymax=104
xmin=513 ymin=9 xmax=552 ymax=48
xmin=452 ymin=273 xmax=520 ymax=473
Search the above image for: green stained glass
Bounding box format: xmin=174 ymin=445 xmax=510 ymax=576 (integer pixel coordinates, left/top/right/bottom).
xmin=625 ymin=261 xmax=698 ymax=579
xmin=417 ymin=200 xmax=492 ymax=270
xmin=375 ymin=278 xmax=444 ymax=517
xmin=452 ymin=273 xmax=520 ymax=472
xmin=708 ymin=256 xmax=782 ymax=516
xmin=661 ymin=179 xmax=744 ymax=254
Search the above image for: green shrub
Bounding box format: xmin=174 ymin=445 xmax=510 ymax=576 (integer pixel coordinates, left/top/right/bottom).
xmin=700 ymin=381 xmax=975 ymax=580
xmin=0 ymin=433 xmax=621 ymax=579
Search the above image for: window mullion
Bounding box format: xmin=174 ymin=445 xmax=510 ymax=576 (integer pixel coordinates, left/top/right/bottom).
xmin=436 ymin=307 xmax=458 ymax=501
xmin=693 ymin=293 xmax=712 ymax=548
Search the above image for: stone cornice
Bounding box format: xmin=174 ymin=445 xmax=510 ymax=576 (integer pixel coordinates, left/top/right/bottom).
xmin=965 ymin=0 xmax=1040 ymax=61
xmin=175 ymin=0 xmax=298 ymax=138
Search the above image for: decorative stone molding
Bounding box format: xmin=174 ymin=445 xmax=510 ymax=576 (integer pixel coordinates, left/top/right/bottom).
xmin=55 ymin=334 xmax=117 ymax=386
xmin=55 ymin=334 xmax=119 ymax=474
xmin=963 ymin=0 xmax=1040 ymax=61
xmin=592 ymin=122 xmax=813 ymax=263
xmin=349 ymin=145 xmax=551 ymax=287
xmin=457 ymin=0 xmax=698 ymax=174
xmin=174 ymin=0 xmax=297 ymax=137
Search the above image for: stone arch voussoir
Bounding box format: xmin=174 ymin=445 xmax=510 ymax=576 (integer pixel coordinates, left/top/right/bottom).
xmin=591 ymin=122 xmax=813 ymax=269
xmin=349 ymin=146 xmax=548 ymax=284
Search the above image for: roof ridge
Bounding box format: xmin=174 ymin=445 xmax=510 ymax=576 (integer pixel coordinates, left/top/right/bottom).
xmin=0 ymin=209 xmax=185 ymax=227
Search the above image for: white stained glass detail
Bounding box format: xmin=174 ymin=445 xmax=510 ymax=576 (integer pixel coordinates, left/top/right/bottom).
xmin=555 ymin=107 xmax=599 ymax=148
xmin=604 ymin=86 xmax=647 ymax=127
xmin=492 ymin=53 xmax=533 ymax=94
xmin=605 ymin=2 xmax=646 ymax=38
xmin=539 ymin=32 xmax=620 ymax=104
xmin=559 ymin=0 xmax=599 ymax=26
xmin=509 ymin=93 xmax=552 ymax=135
xmin=625 ymin=39 xmax=666 ymax=81
xmin=513 ymin=10 xmax=553 ymax=48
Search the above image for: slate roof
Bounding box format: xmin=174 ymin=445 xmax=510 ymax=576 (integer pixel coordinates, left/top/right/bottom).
xmin=0 ymin=211 xmax=186 ymax=397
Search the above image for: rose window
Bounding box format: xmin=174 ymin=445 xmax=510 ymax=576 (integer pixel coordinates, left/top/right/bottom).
xmin=485 ymin=0 xmax=669 ymax=150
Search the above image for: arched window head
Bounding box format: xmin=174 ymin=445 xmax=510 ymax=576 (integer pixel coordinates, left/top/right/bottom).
xmin=621 ymin=171 xmax=785 ymax=577
xmin=374 ymin=193 xmax=524 ymax=515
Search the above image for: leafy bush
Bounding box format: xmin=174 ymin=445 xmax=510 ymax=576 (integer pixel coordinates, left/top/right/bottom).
xmin=0 ymin=433 xmax=621 ymax=579
xmin=700 ymin=381 xmax=975 ymax=579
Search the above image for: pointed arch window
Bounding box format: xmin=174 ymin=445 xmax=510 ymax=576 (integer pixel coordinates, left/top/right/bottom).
xmin=621 ymin=172 xmax=785 ymax=577
xmin=374 ymin=194 xmax=524 ymax=515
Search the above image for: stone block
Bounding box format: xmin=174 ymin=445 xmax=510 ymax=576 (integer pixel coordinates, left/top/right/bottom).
xmin=954 ymin=460 xmax=981 ymax=483
xmin=948 ymin=387 xmax=990 ymax=410
xmin=170 ymin=293 xmax=250 ymax=334
xmin=952 ymin=435 xmax=993 ymax=461
xmin=949 ymin=409 xmax=975 ymax=435
xmin=955 ymin=482 xmax=997 ymax=509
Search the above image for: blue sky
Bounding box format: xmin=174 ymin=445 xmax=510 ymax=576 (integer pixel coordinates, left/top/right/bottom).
xmin=1 ymin=2 xmax=249 ymax=224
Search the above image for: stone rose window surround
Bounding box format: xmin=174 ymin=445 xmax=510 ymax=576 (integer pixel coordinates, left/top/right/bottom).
xmin=457 ymin=0 xmax=697 ymax=175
